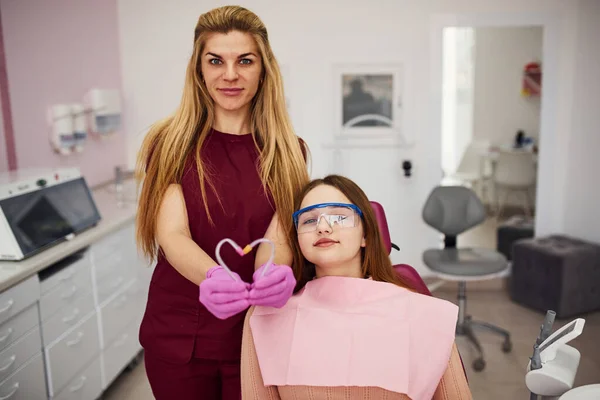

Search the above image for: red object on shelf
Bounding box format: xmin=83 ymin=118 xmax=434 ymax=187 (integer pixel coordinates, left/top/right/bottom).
xmin=522 ymin=62 xmax=542 ymax=97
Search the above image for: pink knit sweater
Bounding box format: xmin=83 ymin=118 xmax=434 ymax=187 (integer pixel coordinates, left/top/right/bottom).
xmin=241 ymin=307 xmax=472 ymax=399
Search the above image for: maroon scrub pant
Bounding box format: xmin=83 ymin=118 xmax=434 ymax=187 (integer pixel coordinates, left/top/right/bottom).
xmin=145 ymin=353 xmax=241 ymax=400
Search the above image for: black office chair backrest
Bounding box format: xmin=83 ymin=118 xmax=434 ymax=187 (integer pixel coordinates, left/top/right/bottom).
xmin=422 ymin=186 xmax=486 ymax=237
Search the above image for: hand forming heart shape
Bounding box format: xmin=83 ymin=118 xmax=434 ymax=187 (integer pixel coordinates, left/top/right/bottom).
xmin=215 ymin=238 xmax=276 ymax=281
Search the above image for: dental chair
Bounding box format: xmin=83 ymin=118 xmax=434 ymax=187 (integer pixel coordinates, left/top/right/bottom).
xmin=370 ymin=201 xmax=468 ymax=378
xmin=421 ymin=186 xmax=512 ymax=372
xmin=370 ymin=201 xmax=431 ymax=296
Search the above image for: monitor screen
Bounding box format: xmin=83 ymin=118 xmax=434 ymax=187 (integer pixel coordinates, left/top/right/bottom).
xmin=0 ymin=177 xmax=101 ymax=258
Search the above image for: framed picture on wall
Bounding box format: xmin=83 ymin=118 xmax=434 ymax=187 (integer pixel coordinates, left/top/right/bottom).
xmin=332 ymin=63 xmax=406 ymax=146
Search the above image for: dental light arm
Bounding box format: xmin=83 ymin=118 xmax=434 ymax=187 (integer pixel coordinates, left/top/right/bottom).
xmin=537 ymin=310 xmax=557 ymax=346
xmin=529 ymin=310 xmax=555 ymax=400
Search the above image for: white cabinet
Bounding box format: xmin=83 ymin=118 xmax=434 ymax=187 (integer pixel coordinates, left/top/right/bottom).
xmin=92 ymin=223 xmax=147 ymax=391
xmin=0 ymin=304 xmax=38 ymax=354
xmin=102 ymin=318 xmax=143 ymax=388
xmin=0 ymin=354 xmax=47 ymax=400
xmin=0 ymin=221 xmax=151 ymax=399
xmin=0 ymin=275 xmax=44 ymax=398
xmin=0 ymin=276 xmax=40 ymax=326
xmin=45 ymin=313 xmax=101 ymax=396
xmin=53 ymin=356 xmax=102 ymax=400
xmin=0 ymin=156 xmax=163 ymax=400
xmin=41 ymin=292 xmax=95 ymax=346
xmin=99 ymin=280 xmax=145 ymax=349
xmin=0 ymin=326 xmax=42 ymax=383
xmin=39 ymin=248 xmax=98 ymax=398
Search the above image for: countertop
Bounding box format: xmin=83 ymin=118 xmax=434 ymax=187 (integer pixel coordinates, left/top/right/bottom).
xmin=0 ymin=180 xmax=139 ymax=292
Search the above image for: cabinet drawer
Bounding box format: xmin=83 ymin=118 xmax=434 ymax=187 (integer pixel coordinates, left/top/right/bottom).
xmin=0 ymin=353 xmax=46 ymax=400
xmin=0 ymin=304 xmax=39 ymax=353
xmin=93 ymin=250 xmax=126 ymax=281
xmin=41 ymin=292 xmax=95 ymax=346
xmin=54 ymin=356 xmax=102 ymax=400
xmin=96 ymin=272 xmax=135 ymax=307
xmin=99 ymin=280 xmax=145 ymax=347
xmin=102 ymin=321 xmax=141 ymax=389
xmin=92 ymin=232 xmax=127 ymax=261
xmin=40 ymin=250 xmax=92 ymax=295
xmin=0 ymin=276 xmax=39 ymax=326
xmin=45 ymin=312 xmax=100 ymax=396
xmin=92 ymin=224 xmax=135 ymax=262
xmin=40 ymin=273 xmax=93 ymax=322
xmin=0 ymin=327 xmax=42 ymax=383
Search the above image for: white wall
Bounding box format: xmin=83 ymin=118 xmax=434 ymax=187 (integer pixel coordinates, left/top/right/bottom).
xmin=473 ymin=26 xmax=543 ymax=146
xmin=442 ymin=27 xmax=475 ymax=176
xmin=561 ymin=0 xmax=600 ymax=244
xmin=118 ymin=0 xmax=589 ymax=275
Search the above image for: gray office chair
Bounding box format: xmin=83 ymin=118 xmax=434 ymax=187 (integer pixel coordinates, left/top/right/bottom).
xmin=422 ymin=185 xmax=512 ymax=372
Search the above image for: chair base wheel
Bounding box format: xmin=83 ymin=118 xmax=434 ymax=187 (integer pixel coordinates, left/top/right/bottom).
xmin=472 ymin=358 xmax=486 ymax=372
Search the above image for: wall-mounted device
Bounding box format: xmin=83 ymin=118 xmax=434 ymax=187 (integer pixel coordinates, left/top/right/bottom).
xmin=47 ymin=89 xmax=122 ymax=155
xmin=83 ymin=89 xmax=122 ymax=137
xmin=70 ymin=103 xmax=88 ymax=153
xmin=402 ymin=160 xmax=412 ymax=177
xmin=47 ymin=105 xmax=75 ymax=155
xmin=0 ymin=168 xmax=102 ymax=261
xmin=47 ymin=103 xmax=89 ymax=155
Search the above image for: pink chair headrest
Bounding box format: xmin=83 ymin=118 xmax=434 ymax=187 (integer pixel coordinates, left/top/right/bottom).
xmin=370 ymin=201 xmax=392 ymax=255
xmin=394 ymin=264 xmax=432 ymax=296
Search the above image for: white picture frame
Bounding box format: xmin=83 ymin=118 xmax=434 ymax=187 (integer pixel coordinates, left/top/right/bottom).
xmin=332 ymin=63 xmax=406 ymax=146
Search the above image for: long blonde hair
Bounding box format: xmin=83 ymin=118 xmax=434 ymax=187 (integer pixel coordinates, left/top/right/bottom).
xmin=135 ymin=6 xmax=310 ymax=261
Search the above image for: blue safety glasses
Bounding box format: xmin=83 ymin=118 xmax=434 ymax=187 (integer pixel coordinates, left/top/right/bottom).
xmin=292 ymin=202 xmax=363 ymax=234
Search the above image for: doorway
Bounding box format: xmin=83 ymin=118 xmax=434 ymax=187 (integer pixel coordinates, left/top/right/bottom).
xmin=430 ymin=13 xmax=560 ymax=245
xmin=441 ymin=25 xmax=544 ymax=248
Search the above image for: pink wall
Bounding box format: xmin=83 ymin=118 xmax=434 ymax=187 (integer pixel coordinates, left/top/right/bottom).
xmin=0 ymin=5 xmax=12 ymax=173
xmin=0 ymin=95 xmax=7 ymax=173
xmin=0 ymin=0 xmax=125 ymax=186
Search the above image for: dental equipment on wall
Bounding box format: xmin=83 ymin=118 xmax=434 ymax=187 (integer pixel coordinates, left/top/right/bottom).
xmin=47 ymin=89 xmax=122 ymax=155
xmin=71 ymin=103 xmax=87 ymax=152
xmin=83 ymin=88 xmax=121 ymax=137
xmin=526 ymin=310 xmax=600 ymax=400
xmin=48 ymin=103 xmax=89 ymax=155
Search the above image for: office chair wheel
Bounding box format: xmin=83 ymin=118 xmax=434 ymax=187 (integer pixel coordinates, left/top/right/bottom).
xmin=502 ymin=338 xmax=513 ymax=353
xmin=472 ymin=358 xmax=486 ymax=372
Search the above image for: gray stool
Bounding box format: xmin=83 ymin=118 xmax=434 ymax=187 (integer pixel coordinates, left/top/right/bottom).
xmin=511 ymin=235 xmax=600 ymax=318
xmin=422 ymin=186 xmax=512 ymax=372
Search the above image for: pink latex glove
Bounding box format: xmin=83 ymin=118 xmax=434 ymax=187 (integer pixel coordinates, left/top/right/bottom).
xmin=199 ymin=266 xmax=251 ymax=320
xmin=249 ymin=263 xmax=296 ymax=308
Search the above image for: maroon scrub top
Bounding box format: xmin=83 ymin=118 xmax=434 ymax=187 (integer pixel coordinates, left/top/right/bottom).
xmin=139 ymin=129 xmax=278 ymax=363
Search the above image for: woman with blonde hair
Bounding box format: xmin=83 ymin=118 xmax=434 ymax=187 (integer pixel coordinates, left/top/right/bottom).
xmin=135 ymin=5 xmax=309 ymax=399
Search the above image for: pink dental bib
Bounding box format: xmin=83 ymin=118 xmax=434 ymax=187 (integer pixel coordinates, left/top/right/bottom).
xmin=249 ymin=276 xmax=458 ymax=400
